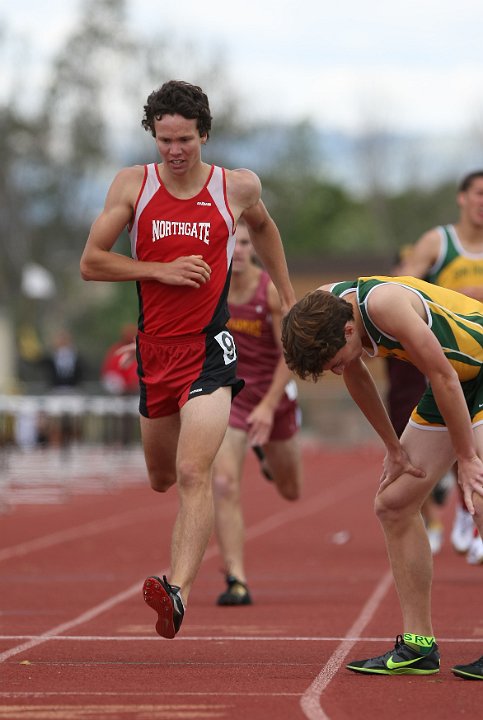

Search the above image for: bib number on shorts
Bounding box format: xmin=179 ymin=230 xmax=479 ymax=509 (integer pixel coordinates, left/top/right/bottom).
xmin=214 ymin=330 xmax=237 ymax=365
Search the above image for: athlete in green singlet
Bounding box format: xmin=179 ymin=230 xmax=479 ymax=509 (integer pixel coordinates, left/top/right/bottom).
xmin=281 ymin=275 xmax=483 ymax=679
xmin=398 ymin=170 xmax=483 ymax=567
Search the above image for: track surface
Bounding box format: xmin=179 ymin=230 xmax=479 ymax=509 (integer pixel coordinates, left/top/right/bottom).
xmin=1 ymin=442 xmax=481 ymax=719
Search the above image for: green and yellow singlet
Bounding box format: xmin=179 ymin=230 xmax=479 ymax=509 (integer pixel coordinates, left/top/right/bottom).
xmin=331 ymin=276 xmax=483 ymax=428
xmin=426 ymin=224 xmax=483 ymax=291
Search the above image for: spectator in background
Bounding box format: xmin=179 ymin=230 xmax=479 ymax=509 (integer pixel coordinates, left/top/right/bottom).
xmin=101 ymin=323 xmax=139 ymax=446
xmin=42 ymin=329 xmax=84 ymax=391
xmin=40 ymin=329 xmax=84 ymax=448
xmin=101 ymin=323 xmax=138 ymax=396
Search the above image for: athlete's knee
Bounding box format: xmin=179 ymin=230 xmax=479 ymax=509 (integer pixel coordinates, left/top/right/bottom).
xmin=213 ymin=471 xmax=239 ymax=501
xmin=374 ymin=488 xmax=410 ymax=525
xmin=142 ymin=442 xmax=177 ymax=492
xmin=148 ymin=467 xmax=177 ymax=493
xmin=177 ymin=457 xmax=210 ymax=491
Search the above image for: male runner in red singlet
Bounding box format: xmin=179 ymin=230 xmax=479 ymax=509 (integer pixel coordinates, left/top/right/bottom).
xmin=212 ymin=220 xmax=303 ymax=606
xmin=80 ymin=80 xmax=295 ymax=639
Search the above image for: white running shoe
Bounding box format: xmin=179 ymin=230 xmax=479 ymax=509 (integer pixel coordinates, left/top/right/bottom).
xmin=451 ymin=507 xmax=475 ymax=553
xmin=426 ymin=523 xmax=444 ymax=555
xmin=467 ymin=534 xmax=483 ymax=565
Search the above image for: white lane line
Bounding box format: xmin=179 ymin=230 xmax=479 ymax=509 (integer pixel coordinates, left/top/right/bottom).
xmin=0 ymin=580 xmax=151 ymax=663
xmin=300 ymin=570 xmax=393 ymax=720
xmin=0 ymin=452 xmax=357 ymax=563
xmin=0 ymin=503 xmax=173 ymax=562
xmin=4 ymin=635 xmax=345 ymax=642
xmin=1 ymin=692 xmax=300 ymax=698
xmin=243 ymin=474 xmax=370 ymax=542
xmin=0 ymin=469 xmax=370 ymax=663
xmin=0 ymin=634 xmax=478 ymax=643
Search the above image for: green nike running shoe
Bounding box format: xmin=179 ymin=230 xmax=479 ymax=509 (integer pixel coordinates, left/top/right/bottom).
xmin=346 ymin=635 xmax=440 ymax=675
xmin=452 ymin=656 xmax=483 ymax=680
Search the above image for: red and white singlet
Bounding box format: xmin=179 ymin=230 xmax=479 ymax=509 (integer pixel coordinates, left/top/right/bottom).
xmin=129 ymin=163 xmax=236 ymax=338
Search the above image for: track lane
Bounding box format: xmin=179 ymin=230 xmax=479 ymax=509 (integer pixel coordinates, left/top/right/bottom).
xmin=1 ymin=444 xmax=481 ymax=719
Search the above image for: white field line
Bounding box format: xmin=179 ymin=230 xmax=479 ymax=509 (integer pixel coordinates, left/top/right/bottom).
xmin=0 ymin=634 xmax=477 ymax=643
xmin=0 ymin=470 xmax=370 ymax=663
xmin=0 ymin=692 xmax=300 ymax=699
xmin=0 ymin=503 xmax=172 ymax=562
xmin=300 ymin=570 xmax=393 ymax=720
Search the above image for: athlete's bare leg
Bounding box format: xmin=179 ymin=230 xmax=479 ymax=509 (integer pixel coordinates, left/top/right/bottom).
xmin=141 ymin=387 xmax=232 ymax=604
xmin=472 ymin=426 xmax=483 ymax=538
xmin=171 ymin=387 xmax=232 ymax=602
xmin=213 ymin=427 xmax=248 ymax=582
xmin=213 ymin=429 xmax=303 ymax=583
xmin=140 ymin=412 xmax=180 ymax=493
xmin=263 ymin=436 xmax=302 ymax=501
xmin=375 ymin=424 xmax=455 ymax=636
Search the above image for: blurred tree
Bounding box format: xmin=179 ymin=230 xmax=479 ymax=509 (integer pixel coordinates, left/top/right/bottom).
xmin=0 ymin=0 xmax=139 ymax=378
xmin=386 ymin=181 xmax=457 ymax=255
xmin=355 ymin=127 xmax=397 ymax=251
xmin=0 ymin=0 xmax=242 ymax=383
xmin=0 ymin=106 xmax=38 ymax=315
xmin=37 ymin=0 xmax=137 ymax=330
xmin=0 ymin=0 xmax=471 ymax=389
xmin=258 ymin=121 xmax=380 ymax=264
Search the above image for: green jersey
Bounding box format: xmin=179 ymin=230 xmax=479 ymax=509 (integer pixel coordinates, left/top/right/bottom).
xmin=330 ymin=275 xmax=483 ymax=426
xmin=426 ymin=224 xmax=483 ymax=291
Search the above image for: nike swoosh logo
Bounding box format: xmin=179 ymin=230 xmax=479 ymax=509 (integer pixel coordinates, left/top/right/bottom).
xmin=386 ymin=655 xmax=423 ymax=670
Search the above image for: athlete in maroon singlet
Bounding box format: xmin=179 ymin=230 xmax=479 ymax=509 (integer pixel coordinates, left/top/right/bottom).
xmin=213 ymin=220 xmax=302 ymax=606
xmin=228 ymin=270 xmax=299 ymax=438
xmin=81 ymin=81 xmax=296 ymax=638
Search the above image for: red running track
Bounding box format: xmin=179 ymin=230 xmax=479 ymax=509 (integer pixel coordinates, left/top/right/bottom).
xmin=0 ymin=442 xmax=481 ymax=720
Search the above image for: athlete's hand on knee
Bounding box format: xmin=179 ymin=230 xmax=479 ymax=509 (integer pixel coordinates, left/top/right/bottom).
xmin=457 ymin=456 xmax=483 ymax=515
xmin=378 ymin=448 xmax=426 ymax=493
xmin=157 ymin=255 xmax=211 ymax=287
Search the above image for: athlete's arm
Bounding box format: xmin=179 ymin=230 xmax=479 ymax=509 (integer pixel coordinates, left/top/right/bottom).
xmin=227 ymin=169 xmax=296 ymax=314
xmin=368 ymin=285 xmax=483 ymax=512
xmin=396 ymin=228 xmax=440 ymax=278
xmin=342 ymin=357 xmax=424 ymax=486
xmin=453 ymin=286 xmax=483 ymax=302
xmin=80 ymin=166 xmax=211 ymax=288
xmin=246 ymin=280 xmax=295 ymax=446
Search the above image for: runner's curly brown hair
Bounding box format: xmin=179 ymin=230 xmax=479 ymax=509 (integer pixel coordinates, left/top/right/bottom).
xmin=142 ymin=80 xmax=212 ymax=139
xmin=281 ymin=289 xmax=354 ymax=381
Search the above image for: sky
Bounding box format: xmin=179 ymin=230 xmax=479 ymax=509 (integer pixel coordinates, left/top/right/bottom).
xmin=1 ymin=0 xmax=483 ymax=137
